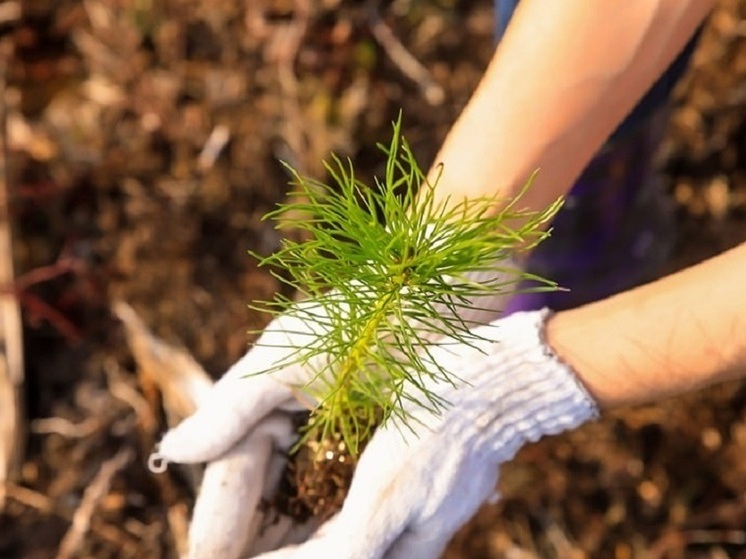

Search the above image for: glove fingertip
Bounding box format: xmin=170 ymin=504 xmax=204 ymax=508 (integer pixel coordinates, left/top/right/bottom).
xmin=154 ymin=417 xmax=230 ymax=464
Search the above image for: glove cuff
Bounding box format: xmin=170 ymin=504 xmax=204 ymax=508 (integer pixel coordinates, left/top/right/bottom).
xmin=520 ymin=307 xmax=600 ymax=429
xmin=434 ymin=308 xmax=599 ymax=463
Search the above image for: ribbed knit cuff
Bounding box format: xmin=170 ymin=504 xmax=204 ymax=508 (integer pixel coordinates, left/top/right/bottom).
xmin=436 ymin=309 xmax=599 ymax=464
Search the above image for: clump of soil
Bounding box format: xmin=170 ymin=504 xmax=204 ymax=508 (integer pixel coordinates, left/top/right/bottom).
xmin=272 ymin=406 xmax=382 ymax=523
xmin=273 ymin=429 xmax=358 ymax=523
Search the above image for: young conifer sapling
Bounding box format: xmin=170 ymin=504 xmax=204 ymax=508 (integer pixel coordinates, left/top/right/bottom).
xmin=251 ymin=117 xmax=560 ymax=516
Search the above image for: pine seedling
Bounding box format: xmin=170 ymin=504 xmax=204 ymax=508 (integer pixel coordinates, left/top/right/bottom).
xmin=252 ymin=117 xmax=561 ymax=456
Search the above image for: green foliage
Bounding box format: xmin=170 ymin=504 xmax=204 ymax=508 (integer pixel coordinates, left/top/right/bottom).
xmin=251 ymin=117 xmax=561 ymax=455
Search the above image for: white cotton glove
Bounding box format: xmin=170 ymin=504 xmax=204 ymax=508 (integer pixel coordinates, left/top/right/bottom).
xmin=149 ymin=264 xmax=520 ymax=559
xmin=253 ymin=309 xmax=599 ymax=559
xmin=148 ymin=307 xmax=325 ymax=559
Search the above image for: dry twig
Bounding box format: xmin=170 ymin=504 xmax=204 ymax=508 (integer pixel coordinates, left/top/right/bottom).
xmin=113 ymin=300 xmax=214 ymax=555
xmin=6 ymin=480 xmax=144 ymax=554
xmin=55 ymin=448 xmax=134 ymax=559
xmin=367 ymin=2 xmax=445 ymax=106
xmin=0 ymin=35 xmax=24 ymax=512
xmin=113 ymin=300 xmax=213 ymax=424
xmin=0 ymin=2 xmax=20 ymax=26
xmin=265 ymin=0 xmax=313 ymax=174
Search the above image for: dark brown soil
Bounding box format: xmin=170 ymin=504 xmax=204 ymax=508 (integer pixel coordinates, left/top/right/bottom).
xmin=2 ymin=1 xmax=746 ymax=558
xmin=274 ymin=427 xmax=357 ymax=524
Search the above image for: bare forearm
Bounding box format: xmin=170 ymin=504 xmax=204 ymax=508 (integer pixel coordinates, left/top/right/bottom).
xmin=430 ymin=0 xmax=714 ymax=213
xmin=546 ymin=242 xmax=746 ymax=409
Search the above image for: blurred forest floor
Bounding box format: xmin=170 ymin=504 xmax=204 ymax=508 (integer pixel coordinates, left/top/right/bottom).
xmin=1 ymin=0 xmax=746 ymax=558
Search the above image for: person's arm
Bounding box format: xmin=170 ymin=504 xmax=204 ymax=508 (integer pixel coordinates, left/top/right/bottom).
xmin=429 ymin=0 xmax=715 ymax=215
xmin=548 ymin=241 xmax=746 ymax=409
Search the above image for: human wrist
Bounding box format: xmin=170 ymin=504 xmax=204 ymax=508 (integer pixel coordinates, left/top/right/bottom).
xmin=543 ymin=306 xmax=613 ymax=409
xmin=544 ymin=243 xmax=746 ymax=411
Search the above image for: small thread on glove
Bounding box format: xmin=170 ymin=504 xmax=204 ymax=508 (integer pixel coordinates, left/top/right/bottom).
xmin=148 ymin=450 xmax=169 ymax=473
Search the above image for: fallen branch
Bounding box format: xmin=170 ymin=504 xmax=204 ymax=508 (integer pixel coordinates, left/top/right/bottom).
xmin=0 ymin=2 xmax=20 ymax=26
xmin=367 ymin=2 xmax=445 ymax=106
xmin=112 ymin=300 xmax=213 ymax=424
xmin=55 ymin=448 xmax=134 ymax=559
xmin=7 ymin=478 xmax=145 ymax=556
xmin=266 ymin=0 xmax=313 ymax=175
xmin=0 ymin=35 xmax=24 ymax=512
xmin=113 ymin=300 xmax=214 ymax=555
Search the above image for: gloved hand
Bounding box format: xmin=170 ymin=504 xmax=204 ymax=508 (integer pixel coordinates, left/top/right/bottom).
xmin=149 ymin=265 xmax=520 ymax=559
xmin=254 ymin=309 xmax=599 ymax=559
xmin=148 ymin=306 xmax=326 ymax=558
